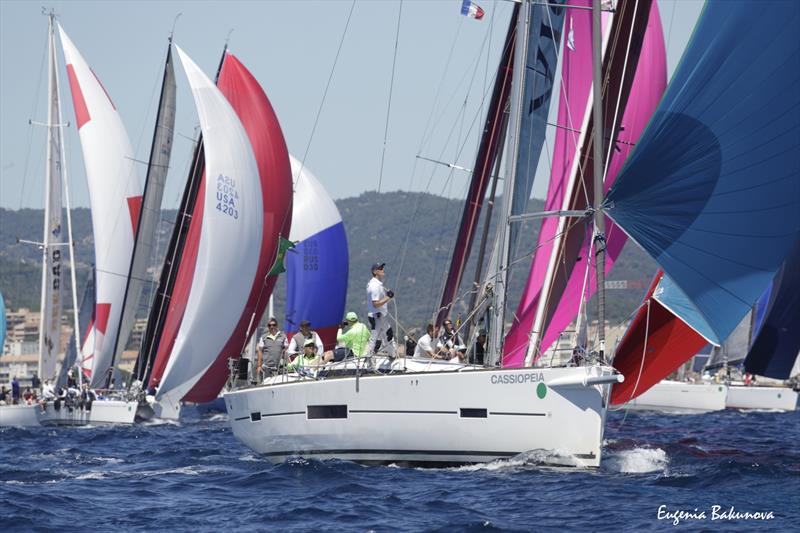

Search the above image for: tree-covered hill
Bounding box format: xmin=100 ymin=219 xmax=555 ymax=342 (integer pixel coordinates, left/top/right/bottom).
xmin=0 ymin=193 xmax=656 ymax=336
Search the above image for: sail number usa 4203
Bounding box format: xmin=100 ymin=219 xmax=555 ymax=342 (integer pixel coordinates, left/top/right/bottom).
xmin=216 ymin=174 xmax=239 ymax=220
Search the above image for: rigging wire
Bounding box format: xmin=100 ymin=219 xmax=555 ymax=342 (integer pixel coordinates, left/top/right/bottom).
xmin=395 ymin=11 xmax=510 ymax=313
xmin=296 ymin=0 xmax=357 ymax=190
xmin=18 ymin=22 xmax=49 ymax=210
xmin=376 ymin=0 xmax=403 ymax=193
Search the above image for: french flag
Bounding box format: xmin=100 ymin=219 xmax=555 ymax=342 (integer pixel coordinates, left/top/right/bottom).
xmin=460 ymin=0 xmax=485 ymax=20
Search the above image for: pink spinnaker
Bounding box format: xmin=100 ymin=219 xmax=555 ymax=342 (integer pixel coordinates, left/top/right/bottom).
xmin=503 ymin=2 xmax=666 ymax=367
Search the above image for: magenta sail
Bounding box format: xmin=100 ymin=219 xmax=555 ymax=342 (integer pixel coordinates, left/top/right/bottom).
xmin=503 ymin=2 xmax=666 ymax=366
xmin=502 ymin=0 xmax=594 ymax=366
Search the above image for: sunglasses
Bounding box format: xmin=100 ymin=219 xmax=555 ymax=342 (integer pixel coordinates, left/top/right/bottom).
xmin=268 ymin=323 xmax=278 ymax=327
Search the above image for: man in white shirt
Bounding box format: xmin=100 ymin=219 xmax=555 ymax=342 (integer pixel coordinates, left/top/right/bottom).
xmin=287 ymin=320 xmax=324 ymax=357
xmin=414 ymin=324 xmax=448 ymax=359
xmin=366 ymin=262 xmax=397 ymax=358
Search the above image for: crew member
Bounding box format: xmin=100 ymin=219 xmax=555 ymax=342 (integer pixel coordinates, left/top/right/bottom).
xmin=414 ymin=324 xmax=448 ymax=359
xmin=336 ymin=311 xmax=371 ymax=360
xmin=366 ymin=262 xmax=397 ymax=358
xmin=257 ymin=317 xmax=288 ymax=380
xmin=287 ymin=320 xmax=324 ymax=357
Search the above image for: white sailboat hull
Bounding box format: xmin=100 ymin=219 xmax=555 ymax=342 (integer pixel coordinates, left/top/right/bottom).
xmin=226 ymin=364 xmax=618 ymax=467
xmin=726 ymin=385 xmax=798 ymax=411
xmin=37 ymin=399 xmax=138 ymax=426
xmin=622 ymin=380 xmax=728 ymax=413
xmin=0 ymin=404 xmax=41 ymax=427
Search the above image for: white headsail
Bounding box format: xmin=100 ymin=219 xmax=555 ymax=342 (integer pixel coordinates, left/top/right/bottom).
xmin=39 ymin=17 xmax=65 ymax=381
xmin=58 ymin=25 xmax=143 ymax=387
xmin=156 ymin=45 xmax=262 ymax=403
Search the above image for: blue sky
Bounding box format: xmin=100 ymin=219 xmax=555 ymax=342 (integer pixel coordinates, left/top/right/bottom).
xmin=0 ymin=0 xmax=703 ymax=209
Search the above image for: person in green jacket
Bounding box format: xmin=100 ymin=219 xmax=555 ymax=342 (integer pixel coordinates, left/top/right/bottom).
xmin=287 ymin=338 xmax=327 ymax=372
xmin=336 ymin=311 xmax=371 ymax=359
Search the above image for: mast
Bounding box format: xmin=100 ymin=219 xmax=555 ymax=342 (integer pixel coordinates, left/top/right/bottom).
xmin=590 ymin=0 xmax=606 ymax=361
xmin=435 ymin=6 xmax=518 ymax=326
xmin=38 ymin=12 xmax=65 ymax=382
xmin=488 ymin=0 xmax=531 ymax=358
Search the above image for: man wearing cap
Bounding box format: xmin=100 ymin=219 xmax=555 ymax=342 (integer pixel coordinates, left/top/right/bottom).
xmin=287 ymin=319 xmax=324 ymax=358
xmin=257 ymin=317 xmax=289 ymax=380
xmin=366 ymin=262 xmax=397 ymax=358
xmin=287 ymin=337 xmax=328 ymax=371
xmin=336 ymin=312 xmax=371 ymax=359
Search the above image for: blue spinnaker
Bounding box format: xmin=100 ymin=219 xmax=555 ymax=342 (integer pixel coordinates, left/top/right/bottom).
xmin=606 ymin=0 xmax=800 ymax=344
xmin=744 ymin=240 xmax=800 ymax=379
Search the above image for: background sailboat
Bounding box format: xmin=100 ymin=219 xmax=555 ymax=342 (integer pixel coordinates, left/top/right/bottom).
xmin=59 ymin=25 xmax=144 ymax=388
xmin=155 ymin=45 xmax=284 ymax=409
xmin=284 ymin=156 xmax=349 ymax=349
xmin=144 ymin=49 xmax=292 ymax=407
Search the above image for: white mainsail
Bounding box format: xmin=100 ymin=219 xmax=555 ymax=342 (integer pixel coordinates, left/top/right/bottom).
xmin=58 ymin=25 xmax=143 ymax=387
xmin=39 ymin=17 xmax=66 ymax=381
xmin=156 ymin=45 xmax=262 ymax=403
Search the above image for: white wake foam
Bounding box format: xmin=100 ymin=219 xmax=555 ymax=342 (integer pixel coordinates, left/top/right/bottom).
xmin=604 ymin=447 xmax=668 ymax=474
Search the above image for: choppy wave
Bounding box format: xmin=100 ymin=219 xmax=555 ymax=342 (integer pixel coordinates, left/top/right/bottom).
xmin=1 ymin=406 xmax=798 ymax=531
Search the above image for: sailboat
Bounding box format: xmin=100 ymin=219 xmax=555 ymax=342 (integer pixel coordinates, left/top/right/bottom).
xmin=1 ymin=14 xmax=77 ymax=427
xmin=613 ymin=242 xmax=799 ymax=413
xmin=1 ymin=15 xmax=136 ymax=426
xmin=610 ymin=270 xmax=729 ymax=413
xmin=284 ymin=155 xmax=349 ymax=350
xmin=225 ymin=0 xmax=661 ymax=467
xmin=721 ymin=241 xmax=800 ymax=411
xmin=227 ymin=0 xmax=799 ymax=466
xmin=141 ymin=45 xmax=293 ymax=419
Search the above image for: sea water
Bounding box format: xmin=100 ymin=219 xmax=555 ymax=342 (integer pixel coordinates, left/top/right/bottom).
xmin=1 ymin=408 xmax=798 ymax=531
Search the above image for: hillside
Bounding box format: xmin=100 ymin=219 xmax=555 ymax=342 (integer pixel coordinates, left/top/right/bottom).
xmin=0 ymin=193 xmax=656 ymax=336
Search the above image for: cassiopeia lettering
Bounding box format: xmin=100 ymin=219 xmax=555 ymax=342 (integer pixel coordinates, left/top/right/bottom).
xmin=491 ymin=373 xmax=545 ymax=385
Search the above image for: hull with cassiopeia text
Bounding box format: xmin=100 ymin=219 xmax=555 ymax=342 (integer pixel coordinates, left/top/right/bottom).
xmin=226 ymin=363 xmax=619 ymax=467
